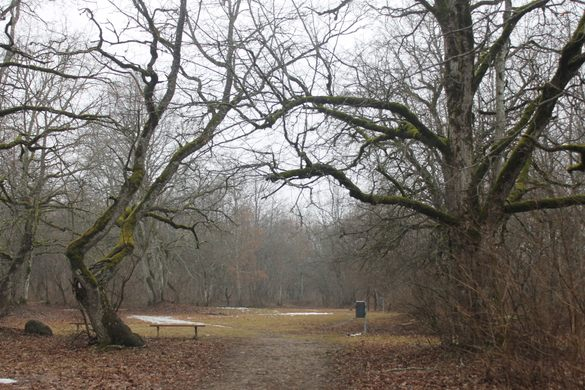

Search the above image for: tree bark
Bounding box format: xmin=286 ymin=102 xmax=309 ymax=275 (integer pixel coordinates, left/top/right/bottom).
xmin=0 ymin=205 xmax=39 ymax=314
xmin=72 ymin=271 xmax=144 ymax=347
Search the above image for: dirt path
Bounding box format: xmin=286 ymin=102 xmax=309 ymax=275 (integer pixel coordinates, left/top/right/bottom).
xmin=203 ymin=335 xmax=338 ymax=390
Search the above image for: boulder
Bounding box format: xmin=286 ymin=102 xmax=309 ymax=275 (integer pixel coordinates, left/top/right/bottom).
xmin=24 ymin=319 xmax=53 ymax=336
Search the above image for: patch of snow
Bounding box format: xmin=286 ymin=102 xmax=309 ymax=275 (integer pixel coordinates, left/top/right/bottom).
xmin=0 ymin=378 xmax=17 ymax=384
xmin=277 ymin=312 xmax=334 ymax=316
xmin=348 ymin=332 xmax=362 ymax=337
xmin=221 ymin=307 xmax=249 ymax=311
xmin=128 ymin=315 xmax=200 ymax=325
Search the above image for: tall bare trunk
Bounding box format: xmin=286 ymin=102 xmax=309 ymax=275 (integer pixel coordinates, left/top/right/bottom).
xmin=493 ymin=0 xmax=511 ymax=178
xmin=436 ymin=1 xmax=498 ymax=346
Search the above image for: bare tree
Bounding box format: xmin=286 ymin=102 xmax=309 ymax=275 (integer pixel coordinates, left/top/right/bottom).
xmin=64 ymin=0 xmax=302 ymax=346
xmin=0 ymin=2 xmax=104 ymax=315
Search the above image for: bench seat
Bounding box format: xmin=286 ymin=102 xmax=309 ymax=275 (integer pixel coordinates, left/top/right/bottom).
xmin=149 ymin=323 xmax=205 ymax=339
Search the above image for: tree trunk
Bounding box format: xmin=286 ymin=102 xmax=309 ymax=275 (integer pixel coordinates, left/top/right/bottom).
xmin=167 ymin=281 xmax=180 ymax=304
xmin=432 ymin=2 xmax=496 ymax=347
xmin=440 ymin=219 xmax=505 ymax=347
xmin=19 ymin=252 xmax=33 ymax=304
xmin=56 ymin=277 xmax=68 ymax=305
xmin=235 ymin=264 xmax=242 ymax=306
xmin=225 ymin=288 xmax=231 ymax=306
xmin=0 ymin=207 xmax=39 ymax=314
xmin=0 ymin=271 xmax=17 ymax=317
xmin=493 ymin=0 xmax=512 ymax=179
xmin=72 ymin=271 xmax=144 ymax=347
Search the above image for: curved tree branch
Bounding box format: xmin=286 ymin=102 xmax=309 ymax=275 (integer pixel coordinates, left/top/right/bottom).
xmin=259 ymin=95 xmax=449 ymax=154
xmin=505 ymin=194 xmax=585 ymax=214
xmin=268 ymin=163 xmax=457 ymax=225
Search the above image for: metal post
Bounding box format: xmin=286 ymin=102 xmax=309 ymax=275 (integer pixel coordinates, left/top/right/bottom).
xmin=363 ymin=313 xmax=367 ymax=334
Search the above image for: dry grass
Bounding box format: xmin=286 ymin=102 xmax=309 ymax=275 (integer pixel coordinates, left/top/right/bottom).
xmin=1 ymin=304 xmax=429 ymax=345
xmin=124 ymin=307 xmax=422 ymax=342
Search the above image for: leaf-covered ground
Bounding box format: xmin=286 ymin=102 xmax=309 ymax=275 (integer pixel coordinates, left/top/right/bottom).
xmin=0 ymin=304 xmax=548 ymax=389
xmin=0 ymin=329 xmax=224 ymax=389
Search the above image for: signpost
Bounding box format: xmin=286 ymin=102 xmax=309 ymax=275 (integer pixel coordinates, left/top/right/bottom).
xmin=355 ymin=300 xmax=367 ymax=334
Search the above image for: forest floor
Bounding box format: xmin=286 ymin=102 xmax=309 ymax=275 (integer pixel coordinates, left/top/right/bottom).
xmin=0 ymin=304 xmax=503 ymax=389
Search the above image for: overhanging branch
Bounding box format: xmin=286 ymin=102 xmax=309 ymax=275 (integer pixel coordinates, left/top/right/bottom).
xmin=268 ymin=163 xmax=457 ymax=225
xmin=505 ymin=194 xmax=585 ymax=213
xmin=259 ymin=95 xmax=448 ymax=155
xmin=0 ymin=105 xmax=109 ymax=121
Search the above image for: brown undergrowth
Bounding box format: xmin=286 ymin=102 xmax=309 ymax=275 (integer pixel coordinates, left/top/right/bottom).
xmin=325 ymin=313 xmax=585 ymax=389
xmin=320 ymin=313 xmax=493 ymax=389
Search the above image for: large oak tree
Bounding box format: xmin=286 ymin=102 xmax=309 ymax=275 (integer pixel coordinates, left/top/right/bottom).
xmin=262 ymin=0 xmax=585 ymax=345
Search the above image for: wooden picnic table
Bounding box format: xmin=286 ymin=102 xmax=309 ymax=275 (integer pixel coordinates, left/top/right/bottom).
xmin=149 ymin=323 xmax=206 ymax=339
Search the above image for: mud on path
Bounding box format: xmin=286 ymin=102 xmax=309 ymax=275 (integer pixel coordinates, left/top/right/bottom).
xmin=203 ymin=335 xmax=338 ymax=390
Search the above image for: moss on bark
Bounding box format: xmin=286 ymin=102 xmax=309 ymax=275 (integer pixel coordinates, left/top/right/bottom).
xmin=102 ymin=310 xmax=145 ymax=347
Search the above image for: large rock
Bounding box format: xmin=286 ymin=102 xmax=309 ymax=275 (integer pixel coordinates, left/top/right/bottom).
xmin=24 ymin=319 xmax=53 ymax=336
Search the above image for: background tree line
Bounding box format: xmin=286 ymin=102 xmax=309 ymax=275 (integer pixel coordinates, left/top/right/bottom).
xmin=18 ymin=179 xmax=395 ymax=310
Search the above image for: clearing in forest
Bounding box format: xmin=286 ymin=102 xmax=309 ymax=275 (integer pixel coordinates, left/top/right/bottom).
xmin=0 ymin=305 xmax=494 ymax=389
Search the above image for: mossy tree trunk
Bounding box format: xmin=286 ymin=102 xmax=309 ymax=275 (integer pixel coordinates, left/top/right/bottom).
xmin=71 ymin=267 xmax=144 ymax=346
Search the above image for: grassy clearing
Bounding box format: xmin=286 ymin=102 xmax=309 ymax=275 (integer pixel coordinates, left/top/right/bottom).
xmin=3 ymin=304 xmax=434 ymax=348
xmin=125 ymin=307 xmax=351 ymax=339
xmin=120 ymin=307 xmax=436 ymax=349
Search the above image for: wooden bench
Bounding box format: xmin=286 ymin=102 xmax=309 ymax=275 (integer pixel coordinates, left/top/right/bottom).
xmin=149 ymin=323 xmax=205 ymax=339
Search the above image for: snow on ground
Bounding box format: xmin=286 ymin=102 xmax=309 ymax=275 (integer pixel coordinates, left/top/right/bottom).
xmin=259 ymin=311 xmax=334 ymax=316
xmin=0 ymin=378 xmax=17 ymax=384
xmin=221 ymin=307 xmax=250 ymax=311
xmin=277 ymin=312 xmax=333 ymax=316
xmin=128 ymin=315 xmax=201 ymax=325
